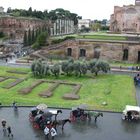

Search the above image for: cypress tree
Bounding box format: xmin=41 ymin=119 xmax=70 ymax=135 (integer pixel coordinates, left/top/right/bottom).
xmin=23 ymin=31 xmax=28 ymax=46
xmin=28 ymin=29 xmax=32 ymax=45
xmin=32 ymin=29 xmax=35 ymax=44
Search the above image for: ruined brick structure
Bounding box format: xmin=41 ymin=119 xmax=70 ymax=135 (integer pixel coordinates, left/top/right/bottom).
xmin=110 ymin=0 xmax=140 ymax=33
xmin=0 ymin=16 xmax=49 ymax=40
xmin=43 ymin=39 xmax=140 ymax=63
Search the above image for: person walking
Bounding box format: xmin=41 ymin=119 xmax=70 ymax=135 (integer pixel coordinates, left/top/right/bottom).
xmin=1 ymin=119 xmax=7 ymax=132
xmin=7 ymin=126 xmax=13 ymax=137
xmin=12 ymin=101 xmax=18 ymax=110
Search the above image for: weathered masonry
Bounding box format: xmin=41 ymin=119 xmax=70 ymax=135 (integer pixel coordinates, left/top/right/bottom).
xmin=46 ymin=39 xmax=140 ymax=63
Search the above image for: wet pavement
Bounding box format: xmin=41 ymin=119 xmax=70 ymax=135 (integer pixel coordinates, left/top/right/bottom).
xmin=0 ymin=107 xmax=140 ymax=140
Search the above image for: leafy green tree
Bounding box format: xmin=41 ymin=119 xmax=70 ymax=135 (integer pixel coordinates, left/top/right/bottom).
xmin=0 ymin=32 xmax=4 ymax=38
xmin=88 ymin=59 xmax=97 ymax=72
xmin=92 ymin=23 xmax=101 ymax=31
xmin=51 ymin=64 xmax=60 ymax=77
xmin=37 ymin=32 xmax=48 ymax=46
xmin=73 ymin=61 xmax=81 ymax=76
xmin=32 ymin=42 xmax=40 ymax=50
xmin=61 ymin=58 xmax=74 ymax=76
xmin=43 ymin=62 xmax=50 ymax=76
xmin=80 ymin=62 xmax=88 ymax=75
xmin=88 ymin=59 xmax=110 ymax=76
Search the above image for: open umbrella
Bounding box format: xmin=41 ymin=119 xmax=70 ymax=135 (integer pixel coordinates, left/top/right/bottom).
xmin=78 ymin=104 xmax=88 ymax=110
xmin=36 ymin=104 xmax=47 ymax=111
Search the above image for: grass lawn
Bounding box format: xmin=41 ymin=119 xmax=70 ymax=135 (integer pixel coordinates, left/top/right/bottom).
xmin=0 ymin=66 xmax=136 ymax=112
xmin=76 ymin=34 xmax=127 ymax=41
xmin=110 ymin=61 xmax=140 ymax=67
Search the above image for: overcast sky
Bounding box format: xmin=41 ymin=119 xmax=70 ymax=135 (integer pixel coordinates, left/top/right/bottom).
xmin=0 ymin=0 xmax=135 ymax=20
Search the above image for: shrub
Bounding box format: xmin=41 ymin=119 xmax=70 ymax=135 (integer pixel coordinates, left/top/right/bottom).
xmin=0 ymin=32 xmax=4 ymax=38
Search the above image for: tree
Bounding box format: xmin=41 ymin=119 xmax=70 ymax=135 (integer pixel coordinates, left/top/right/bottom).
xmin=31 ymin=59 xmax=45 ymax=77
xmin=31 ymin=29 xmax=35 ymax=44
xmin=51 ymin=64 xmax=60 ymax=77
xmin=37 ymin=31 xmax=48 ymax=46
xmin=43 ymin=62 xmax=50 ymax=76
xmin=7 ymin=7 xmax=12 ymax=13
xmin=80 ymin=62 xmax=88 ymax=75
xmin=88 ymin=59 xmax=110 ymax=76
xmin=92 ymin=23 xmax=101 ymax=31
xmin=73 ymin=61 xmax=81 ymax=76
xmin=28 ymin=7 xmax=32 ymax=16
xmin=23 ymin=31 xmax=28 ymax=46
xmin=32 ymin=42 xmax=40 ymax=50
xmin=28 ymin=29 xmax=32 ymax=45
xmin=0 ymin=32 xmax=4 ymax=38
xmin=61 ymin=58 xmax=74 ymax=76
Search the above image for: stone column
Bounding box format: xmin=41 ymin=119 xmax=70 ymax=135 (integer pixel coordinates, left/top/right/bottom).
xmin=60 ymin=19 xmax=62 ymax=35
xmin=50 ymin=28 xmax=53 ymax=36
xmin=53 ymin=23 xmax=56 ymax=36
xmin=66 ymin=20 xmax=68 ymax=34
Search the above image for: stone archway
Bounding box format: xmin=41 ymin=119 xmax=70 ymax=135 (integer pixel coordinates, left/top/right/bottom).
xmin=94 ymin=46 xmax=101 ymax=59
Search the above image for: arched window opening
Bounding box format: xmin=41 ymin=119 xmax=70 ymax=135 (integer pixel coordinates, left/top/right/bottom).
xmin=67 ymin=48 xmax=72 ymax=56
xmin=123 ymin=49 xmax=128 ymax=61
xmin=80 ymin=49 xmax=86 ymax=57
xmin=138 ymin=51 xmax=140 ymax=63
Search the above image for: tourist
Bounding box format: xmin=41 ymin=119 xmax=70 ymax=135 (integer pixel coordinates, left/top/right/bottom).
xmin=1 ymin=119 xmax=7 ymax=132
xmin=7 ymin=126 xmax=13 ymax=137
xmin=44 ymin=126 xmax=50 ymax=138
xmin=5 ymin=58 xmax=8 ymax=63
xmin=12 ymin=101 xmax=18 ymax=110
xmin=50 ymin=127 xmax=57 ymax=139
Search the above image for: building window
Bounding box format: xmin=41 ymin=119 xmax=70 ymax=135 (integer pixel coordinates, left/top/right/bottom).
xmin=94 ymin=47 xmax=101 ymax=59
xmin=67 ymin=48 xmax=72 ymax=56
xmin=123 ymin=49 xmax=128 ymax=61
xmin=138 ymin=51 xmax=140 ymax=63
xmin=80 ymin=49 xmax=86 ymax=57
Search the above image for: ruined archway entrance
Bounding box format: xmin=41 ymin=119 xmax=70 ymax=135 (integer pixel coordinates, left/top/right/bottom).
xmin=67 ymin=48 xmax=72 ymax=56
xmin=94 ymin=47 xmax=101 ymax=59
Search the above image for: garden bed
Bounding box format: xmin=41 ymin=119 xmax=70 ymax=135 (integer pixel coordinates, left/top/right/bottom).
xmin=2 ymin=79 xmax=25 ymax=89
xmin=39 ymin=82 xmax=60 ymax=97
xmin=18 ymin=80 xmax=44 ymax=94
xmin=6 ymin=70 xmax=28 ymax=74
xmin=0 ymin=77 xmax=9 ymax=82
xmin=63 ymin=84 xmax=81 ymax=100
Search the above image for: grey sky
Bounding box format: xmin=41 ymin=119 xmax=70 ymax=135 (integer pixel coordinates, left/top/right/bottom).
xmin=0 ymin=0 xmax=135 ymax=20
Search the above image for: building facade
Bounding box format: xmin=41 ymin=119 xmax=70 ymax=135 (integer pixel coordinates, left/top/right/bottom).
xmin=35 ymin=39 xmax=140 ymax=63
xmin=78 ymin=19 xmax=91 ymax=30
xmin=0 ymin=7 xmax=4 ymax=13
xmin=110 ymin=0 xmax=140 ymax=33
